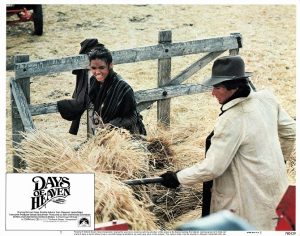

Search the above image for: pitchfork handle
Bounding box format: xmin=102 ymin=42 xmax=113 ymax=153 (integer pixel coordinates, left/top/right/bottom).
xmin=123 ymin=177 xmax=163 ymax=185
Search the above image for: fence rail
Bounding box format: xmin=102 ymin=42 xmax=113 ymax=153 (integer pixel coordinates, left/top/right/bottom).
xmin=12 ymin=83 xmax=211 ymax=119
xmin=14 ymin=34 xmax=241 ymax=79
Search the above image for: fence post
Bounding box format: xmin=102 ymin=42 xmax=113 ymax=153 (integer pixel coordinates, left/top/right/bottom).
xmin=229 ymin=33 xmax=241 ymax=56
xmin=11 ymin=54 xmax=30 ymax=172
xmin=157 ymin=30 xmax=172 ymax=127
xmin=229 ymin=33 xmax=256 ymax=91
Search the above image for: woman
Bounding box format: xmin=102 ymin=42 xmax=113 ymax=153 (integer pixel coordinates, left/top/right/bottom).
xmin=88 ymin=45 xmax=146 ymax=136
xmin=57 ymin=38 xmax=103 ymax=135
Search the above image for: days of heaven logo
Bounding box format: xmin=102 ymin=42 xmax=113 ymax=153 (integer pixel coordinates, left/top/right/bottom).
xmin=31 ymin=176 xmax=71 ymax=210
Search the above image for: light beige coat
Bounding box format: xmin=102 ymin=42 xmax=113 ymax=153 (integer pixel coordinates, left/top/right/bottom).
xmin=177 ymin=90 xmax=295 ymax=230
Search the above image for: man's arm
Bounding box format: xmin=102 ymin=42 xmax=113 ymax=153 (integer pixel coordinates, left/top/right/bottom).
xmin=177 ymin=117 xmax=243 ymax=186
xmin=277 ymin=105 xmax=296 ymax=161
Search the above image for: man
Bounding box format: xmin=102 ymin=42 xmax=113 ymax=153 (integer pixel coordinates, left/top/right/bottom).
xmin=160 ymin=55 xmax=296 ymax=230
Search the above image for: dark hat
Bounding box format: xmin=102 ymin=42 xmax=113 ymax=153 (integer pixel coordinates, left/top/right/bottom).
xmin=79 ymin=38 xmax=104 ymax=54
xmin=202 ymin=55 xmax=252 ymax=87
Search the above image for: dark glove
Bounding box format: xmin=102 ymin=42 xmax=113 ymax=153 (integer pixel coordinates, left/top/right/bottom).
xmin=160 ymin=171 xmax=180 ymax=189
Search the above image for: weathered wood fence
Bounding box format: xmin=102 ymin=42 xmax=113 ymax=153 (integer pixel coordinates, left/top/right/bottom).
xmin=10 ymin=30 xmax=243 ymax=171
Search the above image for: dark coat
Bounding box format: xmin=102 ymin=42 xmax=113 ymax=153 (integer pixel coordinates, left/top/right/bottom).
xmin=57 ymin=39 xmax=102 ymax=135
xmin=89 ymin=70 xmax=146 ymax=135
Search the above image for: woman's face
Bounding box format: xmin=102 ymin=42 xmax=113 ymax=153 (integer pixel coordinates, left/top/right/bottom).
xmin=212 ymin=85 xmax=237 ymax=104
xmin=89 ymin=59 xmax=112 ymax=83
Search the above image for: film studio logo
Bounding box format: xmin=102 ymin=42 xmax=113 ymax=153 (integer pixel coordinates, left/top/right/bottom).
xmin=31 ymin=176 xmax=71 ymax=210
xmin=78 ymin=215 xmax=91 ymax=227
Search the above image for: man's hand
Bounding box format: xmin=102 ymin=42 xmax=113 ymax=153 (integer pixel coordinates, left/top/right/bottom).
xmin=160 ymin=171 xmax=180 ymax=189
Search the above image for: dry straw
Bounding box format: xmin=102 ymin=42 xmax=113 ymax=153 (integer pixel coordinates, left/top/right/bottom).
xmin=13 ymin=125 xmax=206 ymax=230
xmin=145 ymin=122 xmax=206 ymax=171
xmin=14 ymin=131 xmax=83 ymax=173
xmin=135 ymin=123 xmax=206 ymax=229
xmin=79 ymin=128 xmax=150 ymax=180
xmin=165 ymin=207 xmax=202 ymax=230
xmin=286 ymin=147 xmax=296 ymax=184
xmin=15 ymin=130 xmax=158 ymax=231
xmin=94 ymin=174 xmax=157 ymax=230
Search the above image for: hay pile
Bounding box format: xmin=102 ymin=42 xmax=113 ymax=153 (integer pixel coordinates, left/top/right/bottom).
xmin=14 ymin=130 xmax=158 ymax=231
xmin=13 ymin=124 xmax=208 ymax=230
xmin=13 ymin=122 xmax=296 ymax=230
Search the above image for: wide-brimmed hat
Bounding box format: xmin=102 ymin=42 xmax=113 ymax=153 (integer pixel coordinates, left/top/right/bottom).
xmin=202 ymin=55 xmax=252 ymax=87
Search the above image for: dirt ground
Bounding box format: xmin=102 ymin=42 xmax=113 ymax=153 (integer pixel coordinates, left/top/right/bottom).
xmin=6 ymin=4 xmax=296 ymax=180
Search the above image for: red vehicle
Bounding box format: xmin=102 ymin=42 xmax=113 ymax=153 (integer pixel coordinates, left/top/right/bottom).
xmin=6 ymin=4 xmax=43 ymax=36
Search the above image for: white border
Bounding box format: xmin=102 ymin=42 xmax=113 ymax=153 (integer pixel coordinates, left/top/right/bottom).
xmin=3 ymin=0 xmax=300 ymax=4
xmin=2 ymin=1 xmax=299 ymax=235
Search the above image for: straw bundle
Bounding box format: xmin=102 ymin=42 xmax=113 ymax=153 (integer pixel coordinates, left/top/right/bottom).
xmin=79 ymin=128 xmax=150 ymax=179
xmin=139 ymin=125 xmax=205 ymax=228
xmin=165 ymin=208 xmax=202 ymax=230
xmin=150 ymin=186 xmax=202 ymax=226
xmin=286 ymin=146 xmax=296 ymax=184
xmin=94 ymin=174 xmax=158 ymax=230
xmin=14 ymin=131 xmax=85 ymax=173
xmin=146 ymin=136 xmax=174 ymax=169
xmin=146 ymin=123 xmax=206 ymax=171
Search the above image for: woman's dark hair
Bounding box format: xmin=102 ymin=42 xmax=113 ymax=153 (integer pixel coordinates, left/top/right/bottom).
xmin=88 ymin=45 xmax=113 ymax=65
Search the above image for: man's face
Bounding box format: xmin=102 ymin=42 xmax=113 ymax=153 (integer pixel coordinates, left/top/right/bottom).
xmin=212 ymin=85 xmax=237 ymax=104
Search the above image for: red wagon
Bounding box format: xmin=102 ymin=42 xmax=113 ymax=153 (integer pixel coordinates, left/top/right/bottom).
xmin=6 ymin=4 xmax=43 ymax=36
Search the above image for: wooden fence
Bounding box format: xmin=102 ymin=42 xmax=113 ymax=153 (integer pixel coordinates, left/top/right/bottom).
xmin=10 ymin=30 xmax=243 ymax=171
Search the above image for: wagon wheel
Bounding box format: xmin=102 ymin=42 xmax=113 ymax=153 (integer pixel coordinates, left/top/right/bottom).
xmin=33 ymin=5 xmax=43 ymax=35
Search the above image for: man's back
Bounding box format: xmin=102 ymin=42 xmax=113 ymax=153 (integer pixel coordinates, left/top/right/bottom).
xmin=211 ymin=89 xmax=295 ymax=230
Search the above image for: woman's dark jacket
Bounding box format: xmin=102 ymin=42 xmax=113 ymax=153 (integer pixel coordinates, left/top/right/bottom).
xmin=89 ymin=70 xmax=146 ymax=135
